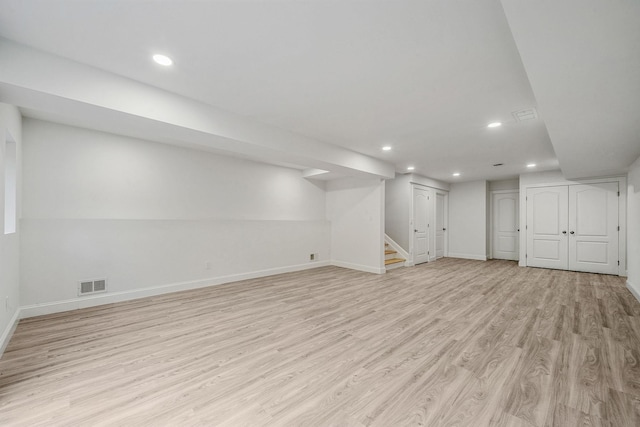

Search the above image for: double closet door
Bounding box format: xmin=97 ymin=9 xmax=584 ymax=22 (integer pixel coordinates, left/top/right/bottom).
xmin=526 ymin=182 xmax=619 ymax=275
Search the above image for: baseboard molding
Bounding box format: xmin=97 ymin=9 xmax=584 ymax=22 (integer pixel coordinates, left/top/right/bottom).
xmin=331 ymin=260 xmax=385 ymax=275
xmin=20 ymin=261 xmax=331 ymax=319
xmin=447 ymin=252 xmax=488 ymax=261
xmin=627 ymin=280 xmax=640 ymax=304
xmin=0 ymin=307 xmax=21 ymax=357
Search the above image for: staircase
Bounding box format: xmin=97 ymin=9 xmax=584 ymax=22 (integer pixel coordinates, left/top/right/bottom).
xmin=385 ymin=243 xmax=406 ymax=270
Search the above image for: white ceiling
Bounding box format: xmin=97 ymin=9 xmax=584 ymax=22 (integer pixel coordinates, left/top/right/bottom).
xmin=0 ymin=0 xmax=637 ymax=182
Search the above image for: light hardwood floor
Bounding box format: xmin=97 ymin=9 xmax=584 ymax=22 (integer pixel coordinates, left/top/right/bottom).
xmin=1 ymin=259 xmax=640 ymax=426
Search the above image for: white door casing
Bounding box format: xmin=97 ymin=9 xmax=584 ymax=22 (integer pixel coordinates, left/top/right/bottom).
xmin=413 ymin=186 xmax=430 ymax=265
xmin=526 ymin=186 xmax=569 ymax=270
xmin=568 ymin=182 xmax=619 ymax=274
xmin=492 ymin=191 xmax=519 ymax=261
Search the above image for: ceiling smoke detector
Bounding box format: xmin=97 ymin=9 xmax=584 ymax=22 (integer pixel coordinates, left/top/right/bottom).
xmin=512 ymin=108 xmax=538 ymax=122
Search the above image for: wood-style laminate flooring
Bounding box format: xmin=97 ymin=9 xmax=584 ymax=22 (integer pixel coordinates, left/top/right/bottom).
xmin=1 ymin=259 xmax=640 ymax=426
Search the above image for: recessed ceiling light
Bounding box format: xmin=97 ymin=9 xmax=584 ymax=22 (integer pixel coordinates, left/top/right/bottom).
xmin=407 ymin=166 xmax=415 ymax=171
xmin=452 ymin=172 xmax=461 ymax=177
xmin=153 ymin=54 xmax=173 ymax=66
xmin=527 ymin=163 xmax=537 ymax=168
xmin=382 ymin=146 xmax=392 ymax=151
xmin=487 ymin=122 xmax=502 ymax=128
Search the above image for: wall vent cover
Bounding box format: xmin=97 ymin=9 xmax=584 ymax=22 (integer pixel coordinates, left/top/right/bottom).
xmin=78 ymin=278 xmax=108 ymax=296
xmin=512 ymin=108 xmax=538 ymax=122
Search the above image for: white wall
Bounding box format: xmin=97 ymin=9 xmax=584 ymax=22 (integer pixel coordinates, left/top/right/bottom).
xmin=327 ymin=177 xmax=385 ymax=274
xmin=408 ymin=174 xmax=450 ymax=192
xmin=0 ymin=103 xmax=21 ymax=354
xmin=489 ymin=178 xmax=519 ymax=191
xmin=448 ymin=180 xmax=488 ymax=260
xmin=627 ymin=156 xmax=640 ymax=300
xmin=20 ymin=119 xmax=330 ymax=316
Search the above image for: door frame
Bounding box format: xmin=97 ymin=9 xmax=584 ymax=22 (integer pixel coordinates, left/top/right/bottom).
xmin=489 ymin=189 xmax=520 ymax=261
xmin=520 ymin=176 xmax=627 ymax=276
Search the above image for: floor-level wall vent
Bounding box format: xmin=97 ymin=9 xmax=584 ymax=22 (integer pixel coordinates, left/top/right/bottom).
xmin=78 ymin=278 xmax=108 ymax=296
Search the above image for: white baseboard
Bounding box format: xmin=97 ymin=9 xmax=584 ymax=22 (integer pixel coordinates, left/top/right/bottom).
xmin=447 ymin=252 xmax=488 ymax=261
xmin=627 ymin=280 xmax=640 ymax=303
xmin=0 ymin=307 xmax=21 ymax=357
xmin=20 ymin=261 xmax=331 ymax=319
xmin=331 ymin=260 xmax=385 ymax=275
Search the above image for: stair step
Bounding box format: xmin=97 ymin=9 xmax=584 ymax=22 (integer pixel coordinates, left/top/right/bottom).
xmin=385 ymin=249 xmax=397 ymax=255
xmin=384 ymin=258 xmax=405 ymax=266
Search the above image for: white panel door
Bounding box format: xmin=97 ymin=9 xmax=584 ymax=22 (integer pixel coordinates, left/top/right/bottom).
xmin=413 ymin=187 xmax=430 ymax=265
xmin=568 ymin=183 xmax=619 ymax=274
xmin=435 ymin=192 xmax=446 ymax=259
xmin=526 ymin=186 xmax=569 ymax=270
xmin=492 ymin=192 xmax=519 ymax=260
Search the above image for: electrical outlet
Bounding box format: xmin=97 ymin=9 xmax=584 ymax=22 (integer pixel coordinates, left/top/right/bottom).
xmin=309 ymin=253 xmax=319 ymax=262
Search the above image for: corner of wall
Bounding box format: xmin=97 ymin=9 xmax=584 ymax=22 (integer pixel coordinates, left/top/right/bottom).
xmin=0 ymin=308 xmax=20 ymax=357
xmin=0 ymin=103 xmax=22 ymax=358
xmin=627 ymin=280 xmax=640 ymax=304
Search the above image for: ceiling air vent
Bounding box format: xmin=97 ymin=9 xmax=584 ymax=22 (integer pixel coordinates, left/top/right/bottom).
xmin=512 ymin=108 xmax=538 ymax=122
xmin=78 ymin=278 xmax=108 ymax=296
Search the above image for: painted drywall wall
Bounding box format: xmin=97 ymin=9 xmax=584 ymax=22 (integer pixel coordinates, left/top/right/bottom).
xmin=384 ymin=174 xmax=411 ymax=251
xmin=327 ymin=177 xmax=385 ymax=274
xmin=448 ymin=180 xmax=488 ymax=260
xmin=20 ymin=119 xmax=330 ymax=315
xmin=627 ymin=156 xmax=640 ymax=299
xmin=0 ymin=103 xmax=21 ymax=354
xmin=408 ymin=174 xmax=450 ymax=192
xmin=489 ymin=178 xmax=519 ymax=191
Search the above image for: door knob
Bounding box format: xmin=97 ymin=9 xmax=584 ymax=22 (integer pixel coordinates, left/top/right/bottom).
xmin=570 ymin=231 xmax=575 ymax=235
xmin=562 ymin=231 xmax=567 ymax=234
xmin=443 ymin=228 xmax=446 ymax=231
xmin=414 ymin=229 xmax=418 ymax=232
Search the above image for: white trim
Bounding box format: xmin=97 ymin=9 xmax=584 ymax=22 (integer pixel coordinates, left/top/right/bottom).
xmin=627 ymin=281 xmax=640 ymax=304
xmin=0 ymin=307 xmax=21 ymax=357
xmin=20 ymin=261 xmax=330 ymax=319
xmin=331 ymin=260 xmax=385 ymax=275
xmin=447 ymin=252 xmax=487 ymax=261
xmin=384 ymin=234 xmax=411 ymax=267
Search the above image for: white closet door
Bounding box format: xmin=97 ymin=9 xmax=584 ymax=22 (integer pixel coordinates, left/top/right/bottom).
xmin=412 ymin=186 xmax=430 ymax=265
xmin=526 ymin=186 xmax=569 ymax=270
xmin=492 ymin=192 xmax=519 ymax=260
xmin=568 ymin=182 xmax=619 ymax=274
